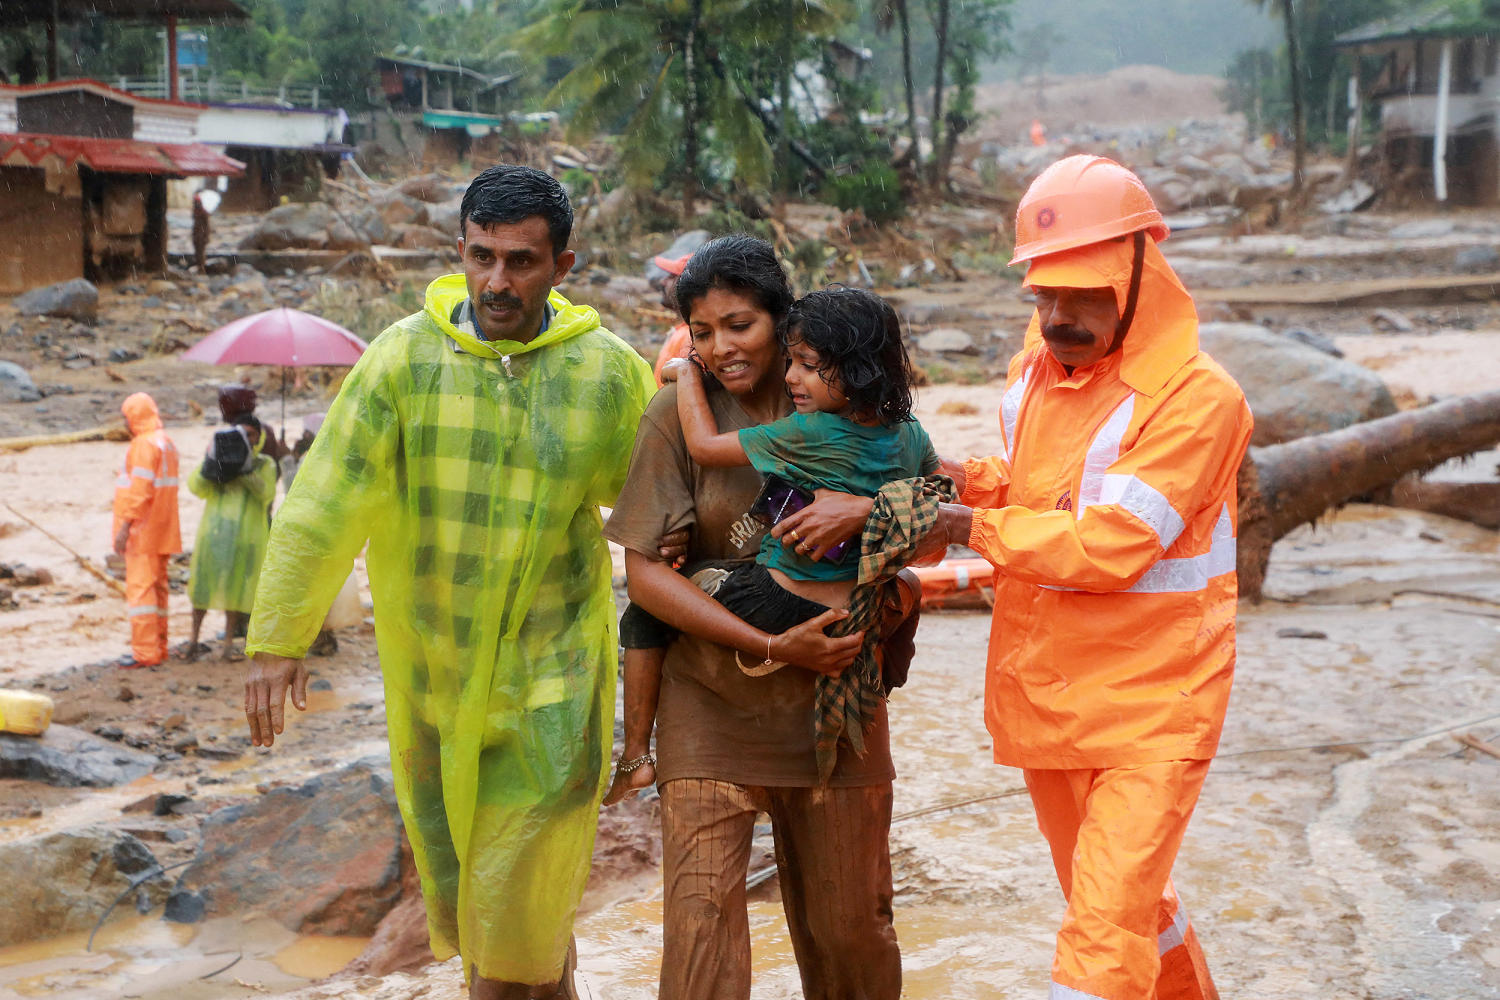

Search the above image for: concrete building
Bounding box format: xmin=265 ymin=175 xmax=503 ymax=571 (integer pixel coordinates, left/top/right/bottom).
xmin=1336 ymin=1 xmax=1500 ymax=205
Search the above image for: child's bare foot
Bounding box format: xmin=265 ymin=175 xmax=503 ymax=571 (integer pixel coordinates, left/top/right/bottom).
xmin=603 ymin=751 xmax=656 ymax=806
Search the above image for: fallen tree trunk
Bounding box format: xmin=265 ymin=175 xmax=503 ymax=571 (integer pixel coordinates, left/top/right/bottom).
xmin=0 ymin=425 xmax=129 ymax=452
xmin=1239 ymin=389 xmax=1500 ymax=600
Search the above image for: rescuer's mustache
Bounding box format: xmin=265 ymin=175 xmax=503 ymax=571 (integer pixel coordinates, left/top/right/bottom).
xmin=479 ymin=291 xmax=524 ymax=310
xmin=1042 ymin=324 xmax=1094 ymax=345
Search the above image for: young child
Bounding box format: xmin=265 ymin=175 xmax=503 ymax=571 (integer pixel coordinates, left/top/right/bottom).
xmin=605 ymin=286 xmax=937 ymax=804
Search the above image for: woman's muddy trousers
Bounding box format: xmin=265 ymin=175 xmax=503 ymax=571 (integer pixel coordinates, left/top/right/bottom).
xmin=658 ymin=777 xmax=901 ymax=1000
xmin=1025 ymin=760 xmax=1219 ymax=1000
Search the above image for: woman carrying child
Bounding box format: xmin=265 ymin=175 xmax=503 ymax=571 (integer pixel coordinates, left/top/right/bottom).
xmin=602 ymin=236 xmax=935 ymax=1000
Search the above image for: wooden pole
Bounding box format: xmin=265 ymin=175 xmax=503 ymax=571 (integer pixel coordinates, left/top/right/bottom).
xmin=167 ymin=15 xmax=180 ymax=101
xmin=1434 ymin=38 xmax=1452 ymax=203
xmin=3 ymin=502 xmax=126 ymax=597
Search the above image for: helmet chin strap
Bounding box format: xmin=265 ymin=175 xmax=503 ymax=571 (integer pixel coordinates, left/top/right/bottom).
xmin=1116 ymin=230 xmax=1146 ymax=341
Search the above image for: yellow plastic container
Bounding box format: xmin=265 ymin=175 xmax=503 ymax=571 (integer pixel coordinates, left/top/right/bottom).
xmin=0 ymin=689 xmax=55 ymax=737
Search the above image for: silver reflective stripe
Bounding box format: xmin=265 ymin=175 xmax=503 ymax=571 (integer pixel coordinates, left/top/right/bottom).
xmin=1000 ymin=370 xmax=1030 ymax=461
xmin=1158 ymin=902 xmax=1190 ymax=955
xmin=115 ymin=475 xmax=131 ymax=488
xmin=1050 ymin=981 xmax=1108 ymax=1000
xmin=155 ymin=476 xmax=179 ymax=487
xmin=1097 ymin=473 xmax=1186 ymax=550
xmin=131 ymin=466 xmax=154 ymax=479
xmin=1124 ymin=504 xmax=1236 ymax=594
xmin=127 ymin=605 xmax=168 ymax=617
xmin=1075 ymin=394 xmax=1135 ymax=511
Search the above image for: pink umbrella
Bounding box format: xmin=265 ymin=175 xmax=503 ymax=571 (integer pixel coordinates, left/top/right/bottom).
xmin=181 ymin=307 xmax=369 ymax=434
xmin=181 ymin=307 xmax=368 ymax=367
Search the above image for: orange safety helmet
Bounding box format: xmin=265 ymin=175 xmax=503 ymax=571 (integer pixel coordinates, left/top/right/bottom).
xmin=1010 ymin=155 xmax=1169 ymax=266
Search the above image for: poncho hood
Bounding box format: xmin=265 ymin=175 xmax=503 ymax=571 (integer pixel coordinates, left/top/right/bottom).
xmin=422 ymin=273 xmax=602 ymax=358
xmin=122 ymin=392 xmax=163 ymax=436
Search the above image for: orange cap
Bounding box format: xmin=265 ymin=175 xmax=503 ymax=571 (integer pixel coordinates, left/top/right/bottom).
xmin=653 ymin=253 xmax=690 ymax=276
xmin=1010 ymin=155 xmax=1168 ymax=266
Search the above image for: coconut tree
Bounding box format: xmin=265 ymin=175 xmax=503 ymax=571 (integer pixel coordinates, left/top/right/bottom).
xmin=526 ymin=0 xmax=845 ymax=218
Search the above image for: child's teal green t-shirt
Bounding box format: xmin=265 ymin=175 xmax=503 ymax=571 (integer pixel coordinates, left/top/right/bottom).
xmin=738 ymin=410 xmax=938 ymax=582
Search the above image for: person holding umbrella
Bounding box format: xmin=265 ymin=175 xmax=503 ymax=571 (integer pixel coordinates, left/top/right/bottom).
xmin=240 ymin=164 xmax=656 ymax=999
xmin=181 ymin=385 xmax=279 ymax=662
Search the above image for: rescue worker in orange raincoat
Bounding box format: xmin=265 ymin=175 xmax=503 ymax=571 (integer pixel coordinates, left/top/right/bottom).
xmin=112 ymin=392 xmax=182 ymax=668
xmin=650 ymin=252 xmax=692 ymax=386
xmin=926 ymin=155 xmax=1253 ymax=1000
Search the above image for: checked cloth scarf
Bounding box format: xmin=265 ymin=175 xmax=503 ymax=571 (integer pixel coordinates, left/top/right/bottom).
xmin=817 ymin=473 xmax=956 ymax=782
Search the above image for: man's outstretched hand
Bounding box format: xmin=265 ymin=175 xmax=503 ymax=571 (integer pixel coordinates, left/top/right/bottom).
xmin=244 ymin=652 xmax=309 ymax=747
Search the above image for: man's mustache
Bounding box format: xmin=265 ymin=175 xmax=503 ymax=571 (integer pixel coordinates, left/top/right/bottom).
xmin=1042 ymin=324 xmax=1094 ymax=346
xmin=479 ymin=291 xmax=524 ymax=310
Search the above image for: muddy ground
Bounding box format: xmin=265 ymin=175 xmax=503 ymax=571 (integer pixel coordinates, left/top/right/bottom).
xmin=2 ymin=159 xmax=1500 ymax=996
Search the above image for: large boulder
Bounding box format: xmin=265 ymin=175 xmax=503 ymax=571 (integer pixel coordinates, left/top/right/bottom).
xmin=0 ymin=360 xmax=41 ymax=402
xmin=14 ymin=278 xmax=99 ymax=321
xmin=240 ymin=203 xmax=335 ymax=251
xmin=426 ymin=197 xmax=463 ymax=239
xmin=0 ymin=828 xmax=164 ymax=945
xmin=0 ymin=725 xmax=157 ymax=787
xmin=1198 ymin=323 xmax=1397 ymax=446
xmin=371 ymin=190 xmax=429 ymax=229
xmin=172 ymin=757 xmax=402 ymax=935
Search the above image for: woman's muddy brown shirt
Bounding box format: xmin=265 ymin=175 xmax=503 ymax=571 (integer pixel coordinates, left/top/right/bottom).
xmin=604 ymin=383 xmax=894 ymax=787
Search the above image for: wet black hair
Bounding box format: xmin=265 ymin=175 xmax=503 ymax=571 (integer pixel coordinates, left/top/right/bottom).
xmin=459 ymin=164 xmax=573 ymax=257
xmin=674 ymin=234 xmax=794 ymax=325
xmin=781 ymin=286 xmax=915 ymax=425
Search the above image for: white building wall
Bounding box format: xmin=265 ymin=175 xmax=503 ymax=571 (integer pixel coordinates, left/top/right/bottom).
xmin=0 ymin=94 xmax=16 ymax=133
xmin=195 ymin=107 xmax=344 ymax=149
xmin=133 ymin=108 xmax=199 ymax=144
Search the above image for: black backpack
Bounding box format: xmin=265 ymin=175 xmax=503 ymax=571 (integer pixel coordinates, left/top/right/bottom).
xmin=200 ymin=427 xmax=252 ymax=484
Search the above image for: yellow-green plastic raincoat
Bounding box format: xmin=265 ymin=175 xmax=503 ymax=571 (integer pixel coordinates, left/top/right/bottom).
xmin=187 ymin=451 xmax=277 ymax=613
xmin=246 ymin=275 xmax=655 ymax=984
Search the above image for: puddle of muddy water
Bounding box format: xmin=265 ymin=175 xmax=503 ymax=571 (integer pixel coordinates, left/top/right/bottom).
xmin=0 ymin=913 xmax=367 ymax=1000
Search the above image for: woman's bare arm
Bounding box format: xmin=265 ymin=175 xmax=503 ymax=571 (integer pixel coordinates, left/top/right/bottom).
xmin=662 ymin=359 xmax=750 ymax=468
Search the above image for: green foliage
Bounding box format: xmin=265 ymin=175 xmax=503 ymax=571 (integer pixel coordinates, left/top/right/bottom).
xmin=1234 ymin=0 xmax=1404 ymax=146
xmin=824 ymin=162 xmax=906 ymax=222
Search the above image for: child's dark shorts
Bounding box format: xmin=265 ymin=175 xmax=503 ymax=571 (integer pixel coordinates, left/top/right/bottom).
xmin=618 ymin=561 xmax=830 ymax=650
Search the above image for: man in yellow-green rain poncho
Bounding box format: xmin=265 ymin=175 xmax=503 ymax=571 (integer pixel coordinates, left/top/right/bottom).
xmin=241 ymin=164 xmax=655 ymax=999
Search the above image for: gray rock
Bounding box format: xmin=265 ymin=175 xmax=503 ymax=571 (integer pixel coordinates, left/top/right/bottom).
xmin=1371 ymin=308 xmax=1415 ymax=333
xmin=1199 ymin=322 xmax=1397 ymax=446
xmin=1454 ymin=245 xmax=1500 ymax=274
xmin=426 ymin=197 xmax=462 ymax=238
xmin=164 ymin=889 xmax=207 ymax=923
xmin=239 ymin=202 xmax=335 ymax=251
xmin=0 ymin=360 xmax=41 ymax=402
xmin=918 ymin=327 xmax=978 ymax=354
xmin=107 ymin=347 xmax=142 ymax=363
xmin=14 ymin=278 xmax=99 ymax=320
xmin=1283 ymin=327 xmax=1343 ymax=358
xmin=173 ymin=757 xmax=403 ymax=935
xmin=1390 ymin=219 xmax=1454 ymax=240
xmin=0 ymin=724 xmax=158 ymax=787
xmin=0 ymin=828 xmax=165 ymax=945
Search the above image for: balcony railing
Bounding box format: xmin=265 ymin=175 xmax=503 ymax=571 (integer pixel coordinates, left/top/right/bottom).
xmin=115 ymin=76 xmax=324 ymax=109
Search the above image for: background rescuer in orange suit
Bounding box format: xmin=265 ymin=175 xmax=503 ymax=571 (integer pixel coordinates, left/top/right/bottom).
xmin=113 ymin=392 xmax=181 ymax=668
xmin=927 ymin=155 xmax=1253 ymax=1000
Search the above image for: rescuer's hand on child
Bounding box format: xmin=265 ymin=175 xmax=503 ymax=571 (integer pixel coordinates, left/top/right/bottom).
xmin=244 ymin=652 xmax=309 ymax=747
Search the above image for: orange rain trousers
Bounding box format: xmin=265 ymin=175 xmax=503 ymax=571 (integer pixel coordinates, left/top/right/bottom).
xmin=1025 ymin=760 xmax=1218 ymax=1000
xmin=125 ymin=553 xmax=171 ymax=665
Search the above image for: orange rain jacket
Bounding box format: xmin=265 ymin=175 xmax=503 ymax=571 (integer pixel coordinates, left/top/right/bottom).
xmin=113 ymin=393 xmax=182 ymax=555
xmin=963 ymin=236 xmax=1253 ymax=770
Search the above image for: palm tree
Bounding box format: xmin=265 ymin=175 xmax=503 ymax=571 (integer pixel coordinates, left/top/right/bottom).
xmin=526 ymin=0 xmax=844 ymax=219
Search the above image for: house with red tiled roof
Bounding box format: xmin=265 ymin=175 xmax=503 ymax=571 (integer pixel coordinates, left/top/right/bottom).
xmin=0 ymin=80 xmax=242 ymax=293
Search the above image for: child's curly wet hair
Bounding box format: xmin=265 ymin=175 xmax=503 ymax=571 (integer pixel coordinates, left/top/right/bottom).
xmin=781 ymin=287 xmax=915 ymax=425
